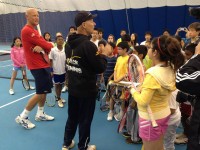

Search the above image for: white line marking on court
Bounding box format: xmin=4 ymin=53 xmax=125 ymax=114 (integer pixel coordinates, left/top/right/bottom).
xmin=0 ymin=59 xmax=11 ymax=62
xmin=0 ymin=64 xmax=12 ymax=67
xmin=0 ymin=92 xmax=35 ymax=109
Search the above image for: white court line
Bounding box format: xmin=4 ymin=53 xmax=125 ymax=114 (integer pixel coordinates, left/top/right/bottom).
xmin=0 ymin=64 xmax=12 ymax=67
xmin=0 ymin=59 xmax=11 ymax=62
xmin=0 ymin=92 xmax=35 ymax=109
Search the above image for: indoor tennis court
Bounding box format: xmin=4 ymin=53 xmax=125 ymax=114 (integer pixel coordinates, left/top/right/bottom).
xmin=0 ymin=41 xmax=188 ymax=150
xmin=1 ymin=0 xmax=199 ymax=150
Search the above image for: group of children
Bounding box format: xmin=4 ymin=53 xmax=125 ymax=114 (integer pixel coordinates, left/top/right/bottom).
xmin=96 ymin=22 xmax=200 ymax=150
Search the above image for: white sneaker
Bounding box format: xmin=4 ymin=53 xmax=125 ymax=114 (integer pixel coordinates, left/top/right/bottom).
xmin=58 ymin=99 xmax=64 ymax=108
xmin=87 ymin=145 xmax=96 ymax=150
xmin=114 ymin=112 xmax=123 ymax=122
xmin=107 ymin=111 xmax=114 ymax=121
xmin=62 ymin=86 xmax=68 ymax=93
xmin=35 ymin=113 xmax=54 ymax=121
xmin=61 ymin=98 xmax=66 ymax=103
xmin=9 ymin=89 xmax=14 ymax=95
xmin=15 ymin=115 xmax=35 ymax=129
xmin=62 ymin=140 xmax=75 ymax=150
xmin=30 ymin=86 xmax=35 ymax=90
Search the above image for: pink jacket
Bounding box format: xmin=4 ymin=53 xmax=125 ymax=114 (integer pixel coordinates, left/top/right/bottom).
xmin=10 ymin=46 xmax=26 ymax=67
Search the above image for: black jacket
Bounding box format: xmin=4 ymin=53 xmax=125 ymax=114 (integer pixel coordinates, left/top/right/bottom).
xmin=65 ymin=34 xmax=107 ymax=98
xmin=176 ymin=54 xmax=200 ymax=150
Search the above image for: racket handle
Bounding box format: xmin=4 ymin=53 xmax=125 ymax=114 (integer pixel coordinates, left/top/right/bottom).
xmin=40 ymin=50 xmax=45 ymax=54
xmin=22 ymin=70 xmax=25 ymax=76
xmin=37 ymin=24 xmax=42 ymax=36
xmin=147 ymin=105 xmax=158 ymax=128
xmin=21 ymin=67 xmax=25 ymax=76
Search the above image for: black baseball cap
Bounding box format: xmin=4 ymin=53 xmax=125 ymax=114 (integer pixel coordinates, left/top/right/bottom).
xmin=75 ymin=11 xmax=97 ymax=27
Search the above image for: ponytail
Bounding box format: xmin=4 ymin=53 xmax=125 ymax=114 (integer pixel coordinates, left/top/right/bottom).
xmin=152 ymin=35 xmax=185 ymax=72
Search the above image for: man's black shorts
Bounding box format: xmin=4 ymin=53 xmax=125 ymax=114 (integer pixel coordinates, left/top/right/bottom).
xmin=31 ymin=68 xmax=53 ymax=94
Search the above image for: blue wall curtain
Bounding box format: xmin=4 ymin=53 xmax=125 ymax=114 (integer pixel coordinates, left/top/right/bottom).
xmin=0 ymin=5 xmax=199 ymax=43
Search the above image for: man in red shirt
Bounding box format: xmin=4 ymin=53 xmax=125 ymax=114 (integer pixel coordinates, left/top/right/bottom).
xmin=15 ymin=8 xmax=54 ymax=129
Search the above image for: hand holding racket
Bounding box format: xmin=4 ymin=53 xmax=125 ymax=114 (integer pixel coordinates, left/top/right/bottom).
xmin=128 ymin=54 xmax=158 ymax=128
xmin=35 ymin=24 xmax=50 ymax=64
xmin=32 ymin=46 xmax=50 ymax=64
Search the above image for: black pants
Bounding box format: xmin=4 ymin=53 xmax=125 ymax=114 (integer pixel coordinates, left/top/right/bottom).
xmin=181 ymin=113 xmax=190 ymax=137
xmin=187 ymin=101 xmax=200 ymax=150
xmin=63 ymin=94 xmax=96 ymax=150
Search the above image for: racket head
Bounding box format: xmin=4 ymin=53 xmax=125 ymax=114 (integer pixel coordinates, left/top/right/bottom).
xmin=128 ymin=54 xmax=145 ymax=86
xmin=46 ymin=93 xmax=56 ymax=107
xmin=46 ymin=86 xmax=57 ymax=107
xmin=22 ymin=79 xmax=30 ymax=90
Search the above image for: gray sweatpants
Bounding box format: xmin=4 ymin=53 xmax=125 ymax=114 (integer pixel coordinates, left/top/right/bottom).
xmin=164 ymin=121 xmax=180 ymax=150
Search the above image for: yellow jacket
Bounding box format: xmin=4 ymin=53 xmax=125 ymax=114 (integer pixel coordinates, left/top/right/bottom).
xmin=131 ymin=66 xmax=176 ymax=120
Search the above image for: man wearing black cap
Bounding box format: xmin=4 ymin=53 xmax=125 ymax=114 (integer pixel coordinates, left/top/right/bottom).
xmin=62 ymin=11 xmax=107 ymax=150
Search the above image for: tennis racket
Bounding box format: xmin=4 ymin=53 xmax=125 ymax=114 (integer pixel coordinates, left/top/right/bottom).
xmin=46 ymin=85 xmax=57 ymax=107
xmin=128 ymin=54 xmax=158 ymax=128
xmin=40 ymin=50 xmax=50 ymax=64
xmin=36 ymin=24 xmax=50 ymax=64
xmin=21 ymin=67 xmax=30 ymax=90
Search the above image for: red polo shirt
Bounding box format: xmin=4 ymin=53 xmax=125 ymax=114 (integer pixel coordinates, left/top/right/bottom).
xmin=21 ymin=25 xmax=53 ymax=70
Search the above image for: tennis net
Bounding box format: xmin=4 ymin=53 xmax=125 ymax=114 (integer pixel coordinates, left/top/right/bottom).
xmin=0 ymin=52 xmax=34 ymax=81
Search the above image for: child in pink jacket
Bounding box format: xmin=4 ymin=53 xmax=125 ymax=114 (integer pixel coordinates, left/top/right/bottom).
xmin=9 ymin=37 xmax=34 ymax=95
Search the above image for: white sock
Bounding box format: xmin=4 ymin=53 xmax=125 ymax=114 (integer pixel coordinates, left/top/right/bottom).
xmin=20 ymin=109 xmax=30 ymax=119
xmin=109 ymin=110 xmax=113 ymax=113
xmin=36 ymin=106 xmax=44 ymax=116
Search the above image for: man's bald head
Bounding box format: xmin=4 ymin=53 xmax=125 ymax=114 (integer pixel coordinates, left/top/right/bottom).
xmin=26 ymin=8 xmax=38 ymax=16
xmin=25 ymin=8 xmax=39 ymax=27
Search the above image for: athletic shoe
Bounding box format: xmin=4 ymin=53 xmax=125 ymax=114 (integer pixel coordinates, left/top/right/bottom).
xmin=175 ymin=133 xmax=187 ymax=139
xmin=175 ymin=137 xmax=188 ymax=144
xmin=114 ymin=113 xmax=123 ymax=122
xmin=87 ymin=145 xmax=96 ymax=150
xmin=9 ymin=89 xmax=14 ymax=95
xmin=58 ymin=99 xmax=64 ymax=108
xmin=35 ymin=113 xmax=54 ymax=121
xmin=30 ymin=86 xmax=35 ymax=90
xmin=61 ymin=98 xmax=66 ymax=103
xmin=107 ymin=111 xmax=114 ymax=121
xmin=62 ymin=86 xmax=68 ymax=93
xmin=62 ymin=140 xmax=75 ymax=150
xmin=125 ymin=137 xmax=142 ymax=144
xmin=122 ymin=132 xmax=131 ymax=138
xmin=100 ymin=104 xmax=109 ymax=112
xmin=15 ymin=115 xmax=35 ymax=129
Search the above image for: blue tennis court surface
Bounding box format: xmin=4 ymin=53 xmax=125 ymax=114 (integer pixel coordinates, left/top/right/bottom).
xmin=0 ymin=81 xmax=187 ymax=150
xmin=0 ymin=44 xmax=11 ymax=51
xmin=0 ymin=45 xmax=186 ymax=150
